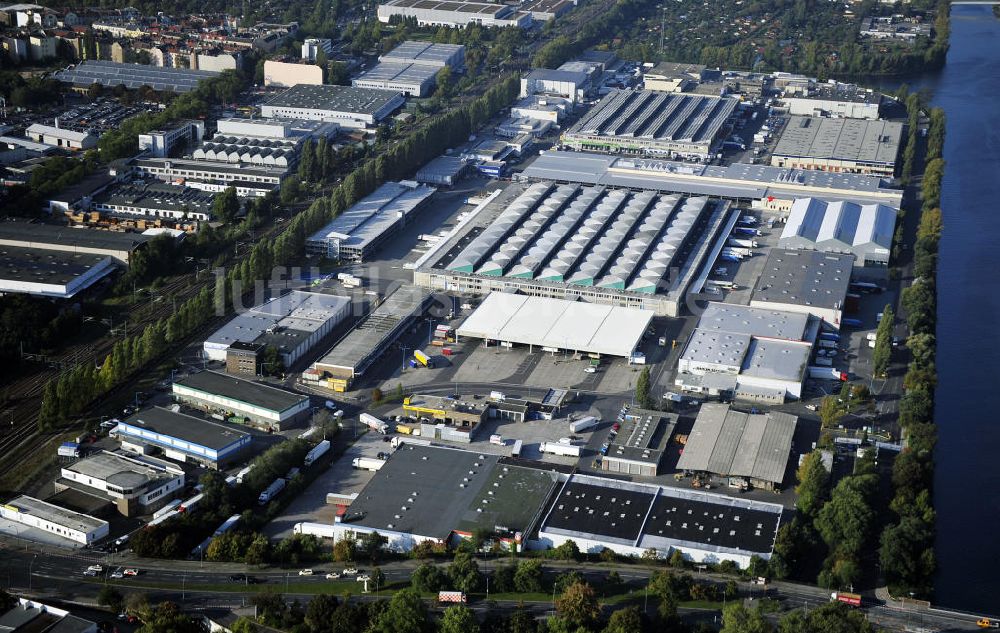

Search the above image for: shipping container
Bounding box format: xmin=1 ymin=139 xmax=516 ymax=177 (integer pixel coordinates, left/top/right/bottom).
xmin=510 ymin=439 xmax=522 ymax=458
xmin=808 ymin=366 xmax=848 ymax=381
xmin=831 ymin=592 xmax=862 ymax=607
xmin=413 ymin=350 xmax=434 ymax=368
xmin=147 ymin=510 xmax=179 ymax=527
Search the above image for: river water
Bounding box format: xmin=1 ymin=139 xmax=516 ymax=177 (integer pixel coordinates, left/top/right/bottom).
xmin=930 ymin=4 xmax=1000 ymax=614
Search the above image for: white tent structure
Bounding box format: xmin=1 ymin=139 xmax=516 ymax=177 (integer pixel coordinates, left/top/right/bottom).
xmin=457 ymin=293 xmax=653 ymax=357
xmin=779 ymin=197 xmax=897 ymax=266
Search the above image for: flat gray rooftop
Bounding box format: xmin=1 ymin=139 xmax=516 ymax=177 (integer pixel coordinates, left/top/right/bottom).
xmin=54 ymin=60 xmax=219 ymax=93
xmin=263 ymin=84 xmax=402 ymax=114
xmin=697 ymin=303 xmax=810 ymax=341
xmin=676 ymin=403 xmax=797 ymax=485
xmin=520 ymin=150 xmax=902 ymax=206
xmin=0 ymin=246 xmax=111 ymax=286
xmin=751 ymin=248 xmax=853 ymax=310
xmin=314 ymin=285 xmax=430 ymax=375
xmin=606 ymin=410 xmax=677 ymax=466
xmin=354 ymin=62 xmax=438 ymax=86
xmin=772 ymin=116 xmax=902 ymax=165
xmin=343 ymin=444 xmax=502 ymax=539
xmin=64 ymin=451 xmax=175 ymax=490
xmin=93 ymin=182 xmax=216 ymax=215
xmin=135 ymin=157 xmax=287 ymax=178
xmin=121 ymin=407 xmax=249 ymax=451
xmin=380 ymin=41 xmax=464 ymax=67
xmin=174 ymin=371 xmax=308 ymax=414
xmin=3 ymin=494 xmax=108 ymax=533
xmin=739 ymin=338 xmax=811 ymax=383
xmin=0 ymin=222 xmax=150 ymax=251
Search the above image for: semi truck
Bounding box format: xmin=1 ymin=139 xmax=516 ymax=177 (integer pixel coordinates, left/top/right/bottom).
xmin=258 ymin=478 xmax=286 ymax=505
xmin=58 ymin=442 xmax=80 ymax=458
xmin=818 ymin=339 xmax=837 ymax=349
xmin=733 ymin=226 xmax=763 ymax=236
xmin=814 ymin=357 xmax=833 ymax=366
xmin=438 ymin=591 xmax=467 ymax=604
xmin=808 ymin=366 xmax=848 ymax=381
xmin=352 ymin=457 xmax=386 ymax=471
xmin=304 ymin=439 xmax=331 ymax=466
xmin=413 ymin=350 xmax=435 ymax=368
xmin=147 ymin=510 xmax=179 ymax=527
xmin=235 ymin=465 xmax=254 ymax=484
xmin=569 ymin=416 xmax=598 ymax=433
xmin=722 ymin=246 xmax=753 ymax=257
xmin=293 ymin=522 xmax=337 ymax=539
xmin=842 ymin=318 xmax=863 ymax=328
xmin=727 ymin=238 xmax=759 ymax=249
xmin=213 ymin=514 xmax=242 ymax=537
xmin=510 ymin=439 xmax=522 ymax=458
xmin=819 ymin=332 xmax=840 ymax=342
xmin=360 ymin=413 xmax=390 ymax=434
xmin=153 ymin=499 xmax=183 ymax=520
xmin=178 ymin=494 xmax=203 ymax=513
xmin=540 ymin=442 xmax=582 ymax=457
xmin=831 ymin=592 xmax=862 ymax=607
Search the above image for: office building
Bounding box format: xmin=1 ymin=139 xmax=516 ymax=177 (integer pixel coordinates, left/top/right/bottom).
xmin=56 ymin=451 xmax=185 ymax=516
xmin=0 ymin=495 xmax=109 ymax=545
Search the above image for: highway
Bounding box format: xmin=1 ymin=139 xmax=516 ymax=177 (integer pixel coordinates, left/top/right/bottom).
xmin=0 ymin=539 xmax=988 ymax=631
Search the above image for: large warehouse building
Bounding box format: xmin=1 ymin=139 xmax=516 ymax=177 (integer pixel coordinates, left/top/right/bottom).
xmin=352 ymin=63 xmax=439 ymax=97
xmin=203 ymin=291 xmax=353 ymax=367
xmin=0 ymin=222 xmax=150 ymax=265
xmin=780 ymin=83 xmax=882 ymax=120
xmin=750 ymin=248 xmax=854 ymax=326
xmin=562 ymin=90 xmax=738 ymax=159
xmin=305 ymin=181 xmax=436 ymax=262
xmin=412 ymin=181 xmax=739 ymax=317
xmin=599 ymin=409 xmax=677 ymax=477
xmin=54 ymin=60 xmax=220 ymax=94
xmin=260 ymin=85 xmax=405 ymax=128
xmin=676 ymin=404 xmax=798 ymax=491
xmin=779 ymin=197 xmax=897 ymax=266
xmin=770 ymin=116 xmax=903 ymax=177
xmin=676 ymin=303 xmax=816 ymax=404
xmin=520 ymin=150 xmax=903 ymax=208
xmin=0 ymin=495 xmax=109 ymax=545
xmin=172 ymin=371 xmax=311 ymax=431
xmin=331 ymin=444 xmax=559 ymax=551
xmin=0 ymin=247 xmax=116 ymax=298
xmin=380 ymin=41 xmax=465 ymax=68
xmin=312 ymin=285 xmax=432 ymax=389
xmin=377 ymin=0 xmax=532 ymax=28
xmin=116 ymin=407 xmax=252 ymax=469
xmin=456 ymin=294 xmax=653 ymax=359
xmin=536 ymin=474 xmax=784 ymax=568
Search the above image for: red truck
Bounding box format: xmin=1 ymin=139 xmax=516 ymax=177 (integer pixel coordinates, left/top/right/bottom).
xmin=831 ymin=592 xmax=862 ymax=607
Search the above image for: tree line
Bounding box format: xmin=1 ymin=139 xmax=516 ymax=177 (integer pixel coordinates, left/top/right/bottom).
xmin=878 ymin=103 xmax=945 ymax=600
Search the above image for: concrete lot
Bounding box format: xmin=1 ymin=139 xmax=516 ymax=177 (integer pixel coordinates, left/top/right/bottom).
xmin=264 ymin=430 xmax=387 ymax=540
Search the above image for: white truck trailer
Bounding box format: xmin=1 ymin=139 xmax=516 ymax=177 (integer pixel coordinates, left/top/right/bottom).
xmin=293 ymin=522 xmax=337 ymax=538
xmin=258 ymin=478 xmax=286 ymax=505
xmin=304 ymin=439 xmax=331 ymax=466
xmin=569 ymin=416 xmax=598 ymax=433
xmin=360 ymin=413 xmax=390 ymax=434
xmin=540 ymin=442 xmax=582 ymax=457
xmin=352 ymin=457 xmax=386 ymax=471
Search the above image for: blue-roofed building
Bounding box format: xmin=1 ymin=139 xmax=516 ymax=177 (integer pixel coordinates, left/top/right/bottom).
xmin=116 ymin=407 xmax=253 ymax=469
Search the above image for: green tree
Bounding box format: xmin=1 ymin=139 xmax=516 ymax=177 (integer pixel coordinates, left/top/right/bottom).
xmin=370 ymin=567 xmax=386 ymax=592
xmin=818 ymin=395 xmax=843 ymax=429
xmin=97 ymin=585 xmax=124 ymax=613
xmin=305 ymin=594 xmax=339 ymax=633
xmin=411 ymin=563 xmax=446 ymax=593
xmin=794 ymin=451 xmax=830 ymax=517
xmin=872 ymin=304 xmax=894 ymax=378
xmin=212 ymin=186 xmax=240 ymax=223
xmin=635 ymin=366 xmax=652 ymax=408
xmin=245 ymin=533 xmax=270 ymax=565
xmin=720 ymin=603 xmax=773 ymax=633
xmin=371 ymin=589 xmax=430 ymax=633
xmin=440 ymin=605 xmax=479 ymax=633
xmin=555 ymin=581 xmax=600 ymax=629
xmin=332 ymin=537 xmax=355 ymax=562
xmin=880 ymin=516 xmax=935 ymax=597
xmin=513 ymin=559 xmax=544 ymax=593
xmin=817 ymin=475 xmax=878 ymax=557
xmin=448 ymin=551 xmax=482 ymax=594
xmin=603 ymin=605 xmax=642 ymax=633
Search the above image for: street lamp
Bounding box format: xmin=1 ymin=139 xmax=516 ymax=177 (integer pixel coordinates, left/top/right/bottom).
xmin=28 ymin=554 xmax=37 ymax=592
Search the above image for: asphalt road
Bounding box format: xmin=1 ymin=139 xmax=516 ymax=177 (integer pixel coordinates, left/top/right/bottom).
xmin=0 ymin=540 xmax=988 ymax=632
